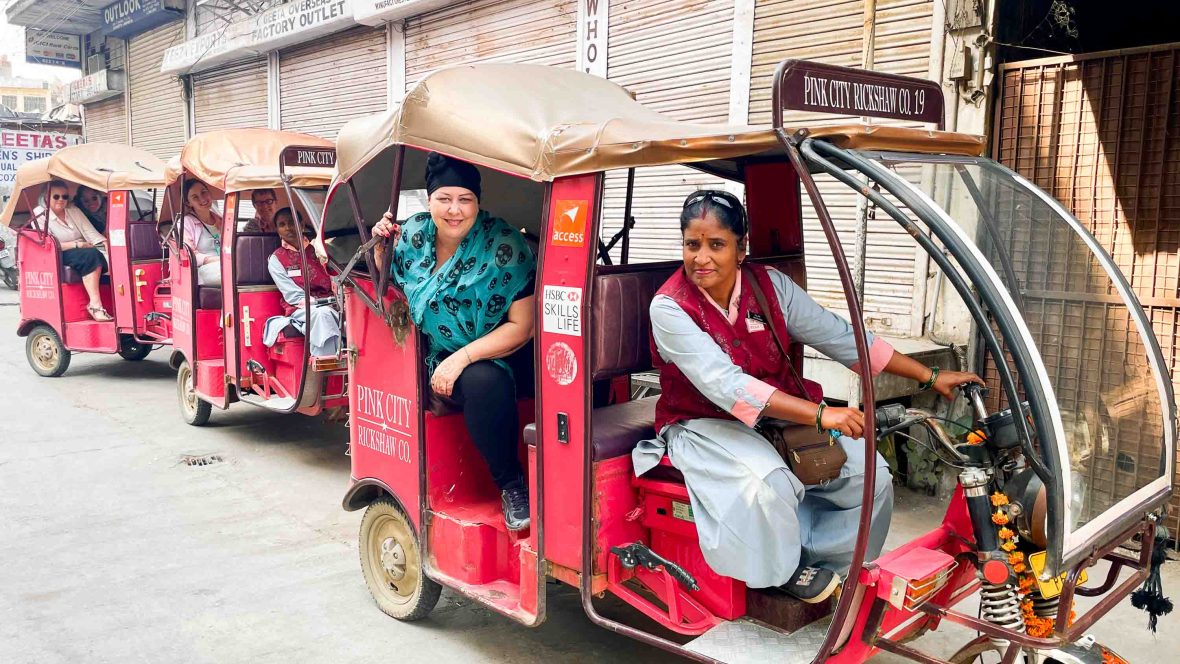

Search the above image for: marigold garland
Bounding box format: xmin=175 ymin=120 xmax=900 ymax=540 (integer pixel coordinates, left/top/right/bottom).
xmin=989 ymin=489 xmax=1074 ymax=637
xmin=990 ymin=492 xmax=1010 ymax=507
xmin=992 ymin=509 xmax=1010 ymax=526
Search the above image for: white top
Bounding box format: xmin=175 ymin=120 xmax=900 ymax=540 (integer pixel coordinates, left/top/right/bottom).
xmin=34 ymin=205 xmax=106 ymax=254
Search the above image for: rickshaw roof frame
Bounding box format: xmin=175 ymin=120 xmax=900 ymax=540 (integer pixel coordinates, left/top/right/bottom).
xmin=0 ymin=143 xmax=168 ymax=227
xmin=332 ymin=63 xmax=986 ymax=185
xmin=165 ymin=128 xmax=335 ymax=194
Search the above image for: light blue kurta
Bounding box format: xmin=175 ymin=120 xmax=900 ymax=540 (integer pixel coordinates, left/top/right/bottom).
xmin=262 ymin=254 xmax=341 ymax=357
xmin=634 ymin=268 xmax=894 ymax=588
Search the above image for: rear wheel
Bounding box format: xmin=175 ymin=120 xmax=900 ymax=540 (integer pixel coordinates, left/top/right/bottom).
xmin=25 ymin=325 xmax=70 ymax=377
xmin=117 ymin=334 xmax=152 ymax=361
xmin=177 ymin=360 xmax=212 ymax=426
xmin=359 ymin=497 xmax=440 ymax=621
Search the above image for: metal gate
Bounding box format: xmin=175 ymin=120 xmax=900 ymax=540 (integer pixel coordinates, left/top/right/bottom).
xmin=191 ymin=57 xmax=269 ymax=134
xmin=279 ymin=26 xmax=388 ymax=140
xmin=129 ymin=22 xmax=186 ymax=160
xmin=994 ymin=43 xmax=1180 ymax=536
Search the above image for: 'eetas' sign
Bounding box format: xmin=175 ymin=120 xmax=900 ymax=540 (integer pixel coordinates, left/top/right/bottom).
xmin=776 ymin=60 xmax=944 ymax=127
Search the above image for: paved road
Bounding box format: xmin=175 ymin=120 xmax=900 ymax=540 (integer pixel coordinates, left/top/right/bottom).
xmin=1 ymin=286 xmax=1176 ymax=663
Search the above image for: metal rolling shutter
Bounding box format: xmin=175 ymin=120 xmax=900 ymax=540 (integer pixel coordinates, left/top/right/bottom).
xmin=601 ymin=0 xmax=735 ymax=264
xmin=129 ymin=22 xmax=186 ymax=160
xmin=749 ymin=0 xmax=934 ymax=335
xmin=279 ymin=26 xmax=388 ymax=140
xmin=191 ymin=57 xmax=269 ymax=134
xmin=404 ymin=0 xmax=578 ymax=90
xmin=84 ymin=97 xmax=128 ymax=144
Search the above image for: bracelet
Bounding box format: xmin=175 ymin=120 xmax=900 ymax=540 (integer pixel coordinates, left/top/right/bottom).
xmin=919 ymin=366 xmax=939 ymax=391
xmin=463 ymin=348 xmax=473 ymax=364
xmin=815 ymin=402 xmax=826 ymax=434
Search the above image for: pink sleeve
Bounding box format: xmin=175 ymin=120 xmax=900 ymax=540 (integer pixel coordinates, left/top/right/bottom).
xmin=850 ymin=337 xmax=894 ymax=376
xmin=731 ymin=378 xmax=778 ymax=428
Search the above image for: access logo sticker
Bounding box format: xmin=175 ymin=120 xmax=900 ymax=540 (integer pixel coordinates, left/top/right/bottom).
xmin=552 ymin=200 xmax=587 ymax=247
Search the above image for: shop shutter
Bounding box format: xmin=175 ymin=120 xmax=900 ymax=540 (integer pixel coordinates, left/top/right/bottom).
xmin=600 ymin=0 xmax=735 ymax=264
xmin=128 ymin=22 xmax=186 ymax=160
xmin=84 ymin=97 xmax=128 ymax=144
xmin=191 ymin=57 xmax=269 ymax=135
xmin=404 ymin=0 xmax=577 ymax=90
xmin=748 ymin=0 xmax=934 ymax=335
xmin=279 ymin=26 xmax=388 ymax=140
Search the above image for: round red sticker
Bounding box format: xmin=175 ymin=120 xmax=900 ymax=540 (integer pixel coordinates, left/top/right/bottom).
xmin=545 ymin=341 xmax=578 ymax=386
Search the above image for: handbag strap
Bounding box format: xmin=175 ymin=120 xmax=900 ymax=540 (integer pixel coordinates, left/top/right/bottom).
xmin=741 ymin=265 xmax=815 ymax=402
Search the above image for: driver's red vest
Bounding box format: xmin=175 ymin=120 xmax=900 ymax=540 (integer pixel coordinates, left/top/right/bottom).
xmin=652 ymin=263 xmax=823 ymax=433
xmin=271 ymin=244 xmax=332 ymax=316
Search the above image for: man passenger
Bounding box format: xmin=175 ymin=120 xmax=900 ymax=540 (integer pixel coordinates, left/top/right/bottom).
xmin=243 ymin=189 xmax=279 ymax=233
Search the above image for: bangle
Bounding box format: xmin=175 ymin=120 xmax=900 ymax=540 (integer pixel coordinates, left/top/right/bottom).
xmin=463 ymin=348 xmax=473 ymax=364
xmin=919 ymin=366 xmax=939 ymax=391
xmin=815 ymin=402 xmax=826 ymax=434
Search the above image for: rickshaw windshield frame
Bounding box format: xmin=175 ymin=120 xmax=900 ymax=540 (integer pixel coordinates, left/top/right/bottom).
xmin=814 ymin=142 xmax=1175 ymax=574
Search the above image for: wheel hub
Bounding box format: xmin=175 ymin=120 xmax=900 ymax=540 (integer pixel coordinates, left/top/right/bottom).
xmin=380 ymin=537 xmax=407 ymax=581
xmin=33 ymin=335 xmax=57 ymax=368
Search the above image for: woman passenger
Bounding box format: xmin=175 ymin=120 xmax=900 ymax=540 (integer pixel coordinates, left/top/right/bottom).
xmin=181 ymin=180 xmax=223 ymax=287
xmin=263 ymin=207 xmax=340 ymax=357
xmin=37 ymin=180 xmax=111 ymax=321
xmin=371 ymin=153 xmax=536 ymax=531
xmin=74 ymin=185 xmax=107 ymax=235
xmin=635 ymin=190 xmax=984 ymax=603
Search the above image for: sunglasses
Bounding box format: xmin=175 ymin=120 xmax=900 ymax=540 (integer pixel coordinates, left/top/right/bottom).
xmin=686 ymin=191 xmax=735 ymax=209
xmin=50 ymin=194 xmax=69 ymax=200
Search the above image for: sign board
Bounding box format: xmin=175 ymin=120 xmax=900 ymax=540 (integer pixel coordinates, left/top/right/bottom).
xmin=161 ymin=0 xmax=351 ymax=74
xmin=775 ymin=60 xmax=944 ymax=127
xmin=103 ymin=0 xmax=185 ymax=39
xmin=576 ymin=0 xmax=608 ymax=78
xmin=282 ymin=146 xmax=337 ymax=169
xmin=353 ymin=0 xmax=457 ymax=26
xmin=25 ymin=29 xmax=83 ymax=69
xmin=67 ymin=69 xmax=126 ymax=105
xmin=542 ymin=285 xmax=582 ymax=337
xmin=0 ymin=130 xmax=83 ymax=200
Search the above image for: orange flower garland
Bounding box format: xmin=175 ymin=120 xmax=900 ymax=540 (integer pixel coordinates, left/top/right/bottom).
xmin=990 ymin=490 xmax=1073 ymax=637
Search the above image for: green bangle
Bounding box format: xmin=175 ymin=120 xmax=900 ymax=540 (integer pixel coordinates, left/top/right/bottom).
xmin=919 ymin=366 xmax=939 ymax=391
xmin=815 ymin=402 xmax=826 ymax=434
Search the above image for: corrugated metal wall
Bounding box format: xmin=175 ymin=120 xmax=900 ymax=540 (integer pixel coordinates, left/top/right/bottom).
xmin=83 ymin=98 xmax=128 ymax=144
xmin=404 ymin=0 xmax=578 ymax=91
xmin=128 ymin=22 xmax=187 ymax=160
xmin=191 ymin=57 xmax=269 ymax=134
xmin=994 ymin=45 xmax=1180 ymax=536
xmin=600 ymin=0 xmax=734 ymax=263
xmin=279 ymin=26 xmax=388 ymax=140
xmin=748 ymin=0 xmax=934 ymax=335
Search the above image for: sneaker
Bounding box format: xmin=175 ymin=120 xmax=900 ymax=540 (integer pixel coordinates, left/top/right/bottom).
xmin=781 ymin=566 xmax=840 ymax=604
xmin=501 ymin=481 xmax=530 ymax=532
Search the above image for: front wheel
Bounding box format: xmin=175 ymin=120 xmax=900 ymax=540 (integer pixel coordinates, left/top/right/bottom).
xmin=177 ymin=360 xmax=212 ymax=426
xmin=26 ymin=325 xmax=70 ymax=377
xmin=359 ymin=497 xmax=441 ymax=621
xmin=117 ymin=334 xmax=153 ymax=361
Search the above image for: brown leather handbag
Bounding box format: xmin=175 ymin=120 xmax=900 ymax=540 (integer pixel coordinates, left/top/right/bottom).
xmin=743 ymin=267 xmax=847 ymax=485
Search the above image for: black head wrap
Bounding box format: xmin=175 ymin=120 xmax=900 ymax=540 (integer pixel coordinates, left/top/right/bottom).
xmin=425 ymin=152 xmax=481 ymax=200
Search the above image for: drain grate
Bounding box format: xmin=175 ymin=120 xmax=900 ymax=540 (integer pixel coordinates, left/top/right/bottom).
xmin=180 ymin=453 xmax=225 ymax=467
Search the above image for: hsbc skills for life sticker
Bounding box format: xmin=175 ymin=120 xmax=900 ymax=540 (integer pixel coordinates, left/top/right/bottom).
xmin=542 ymin=285 xmax=582 ymax=336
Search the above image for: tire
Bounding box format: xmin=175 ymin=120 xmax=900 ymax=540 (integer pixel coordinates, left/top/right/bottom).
xmin=25 ymin=325 xmax=70 ymax=377
xmin=177 ymin=360 xmax=212 ymax=426
xmin=117 ymin=334 xmax=153 ymax=361
xmin=359 ymin=497 xmax=441 ymax=621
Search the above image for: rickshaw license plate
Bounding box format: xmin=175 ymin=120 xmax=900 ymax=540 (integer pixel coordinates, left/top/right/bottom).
xmin=672 ymin=501 xmax=695 ymax=522
xmin=1028 ymin=551 xmax=1087 ymax=599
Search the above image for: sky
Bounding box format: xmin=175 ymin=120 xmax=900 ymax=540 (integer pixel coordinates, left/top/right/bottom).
xmin=0 ymin=3 xmax=83 ymax=85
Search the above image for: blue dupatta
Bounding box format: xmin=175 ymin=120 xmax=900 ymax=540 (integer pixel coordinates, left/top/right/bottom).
xmin=392 ymin=210 xmax=536 ymax=371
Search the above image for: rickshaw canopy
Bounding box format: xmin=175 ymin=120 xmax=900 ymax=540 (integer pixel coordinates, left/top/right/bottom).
xmin=167 ymin=128 xmax=335 ymax=193
xmin=334 ymin=63 xmax=985 ymax=183
xmin=0 ymin=143 xmax=168 ymax=227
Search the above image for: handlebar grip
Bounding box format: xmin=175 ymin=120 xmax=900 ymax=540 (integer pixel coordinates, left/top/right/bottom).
xmin=875 ymin=403 xmax=908 ymax=432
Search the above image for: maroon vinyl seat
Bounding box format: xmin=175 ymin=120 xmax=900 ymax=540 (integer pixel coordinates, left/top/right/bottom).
xmin=197 ymin=287 xmax=222 ymax=309
xmin=523 ymin=396 xmax=659 ymax=460
xmin=128 ymin=222 xmax=165 ymax=261
xmin=60 ymin=266 xmax=111 ymax=285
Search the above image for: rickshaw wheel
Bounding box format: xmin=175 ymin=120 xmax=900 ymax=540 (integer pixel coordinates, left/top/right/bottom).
xmin=359 ymin=497 xmax=441 ymax=621
xmin=177 ymin=360 xmax=212 ymax=426
xmin=117 ymin=335 xmax=153 ymax=361
xmin=26 ymin=325 xmax=70 ymax=377
xmin=948 ymin=636 xmax=1038 ymax=663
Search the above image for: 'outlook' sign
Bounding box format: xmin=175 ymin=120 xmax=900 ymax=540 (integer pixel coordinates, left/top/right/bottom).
xmin=102 ymin=0 xmax=184 ymax=39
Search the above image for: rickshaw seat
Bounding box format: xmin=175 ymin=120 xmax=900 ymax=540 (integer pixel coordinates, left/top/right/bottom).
xmin=128 ymin=222 xmax=164 ymax=261
xmin=236 ymin=234 xmax=281 ymax=286
xmin=197 ymin=287 xmax=222 ymax=309
xmin=522 ymin=395 xmax=658 ymax=461
xmin=61 ymin=266 xmax=111 ymax=285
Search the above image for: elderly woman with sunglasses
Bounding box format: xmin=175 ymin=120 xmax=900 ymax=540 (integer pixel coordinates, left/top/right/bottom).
xmin=36 ymin=179 xmax=111 ymax=321
xmin=635 ymin=189 xmax=984 ymax=604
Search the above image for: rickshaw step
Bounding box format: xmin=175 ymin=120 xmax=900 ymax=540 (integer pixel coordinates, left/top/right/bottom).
xmin=683 ymin=617 xmax=830 ymax=663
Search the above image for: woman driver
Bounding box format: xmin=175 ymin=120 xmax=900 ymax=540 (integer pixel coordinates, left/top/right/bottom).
xmin=372 ymin=153 xmax=536 ymax=531
xmin=635 ymin=190 xmax=984 ymax=603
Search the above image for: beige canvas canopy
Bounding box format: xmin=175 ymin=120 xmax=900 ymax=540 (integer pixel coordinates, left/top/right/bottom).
xmin=168 ymin=128 xmax=335 ymax=193
xmin=1 ymin=143 xmax=168 ymax=227
xmin=334 ymin=63 xmax=986 ymax=183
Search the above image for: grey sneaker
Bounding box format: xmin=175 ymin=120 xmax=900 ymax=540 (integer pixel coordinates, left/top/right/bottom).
xmin=501 ymin=481 xmax=530 ymax=532
xmin=781 ymin=566 xmax=840 ymax=604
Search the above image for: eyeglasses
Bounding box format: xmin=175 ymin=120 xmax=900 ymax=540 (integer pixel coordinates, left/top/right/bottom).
xmin=50 ymin=194 xmax=68 ymax=201
xmin=686 ymin=191 xmax=735 ymax=209
xmin=255 ymin=199 xmax=277 ymax=205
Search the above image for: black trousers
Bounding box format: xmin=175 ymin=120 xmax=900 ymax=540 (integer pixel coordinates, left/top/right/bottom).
xmin=446 ymin=342 xmax=534 ymax=490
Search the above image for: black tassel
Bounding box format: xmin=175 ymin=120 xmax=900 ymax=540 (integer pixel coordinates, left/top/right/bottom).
xmin=1131 ymin=527 xmax=1173 ymax=633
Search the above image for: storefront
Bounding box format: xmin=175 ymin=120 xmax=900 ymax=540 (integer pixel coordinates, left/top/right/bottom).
xmin=79 ymin=40 xmax=128 ymax=145
xmin=278 ymin=26 xmax=389 ymax=140
xmin=126 ymin=20 xmax=187 ymax=160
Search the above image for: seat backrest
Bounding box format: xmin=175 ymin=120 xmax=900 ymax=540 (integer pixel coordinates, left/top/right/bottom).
xmin=128 ymin=222 xmax=164 ymax=261
xmin=590 ymin=255 xmax=806 ymax=381
xmin=236 ymin=234 xmax=281 ymax=286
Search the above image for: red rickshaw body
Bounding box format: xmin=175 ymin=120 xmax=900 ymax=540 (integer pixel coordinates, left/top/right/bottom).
xmin=332 ymin=64 xmax=1169 ymax=664
xmin=164 ymin=129 xmax=345 ymax=423
xmin=3 ymin=144 xmax=172 ymax=373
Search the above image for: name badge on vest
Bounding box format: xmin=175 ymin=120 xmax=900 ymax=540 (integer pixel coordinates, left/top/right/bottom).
xmin=746 ymin=310 xmax=767 ymax=333
xmin=286 ymin=265 xmax=302 ymax=279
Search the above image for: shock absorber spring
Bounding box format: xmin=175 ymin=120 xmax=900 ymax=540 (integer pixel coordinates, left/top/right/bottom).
xmin=980 ymin=581 xmax=1025 ymax=646
xmin=1029 ymin=590 xmax=1059 ymax=619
